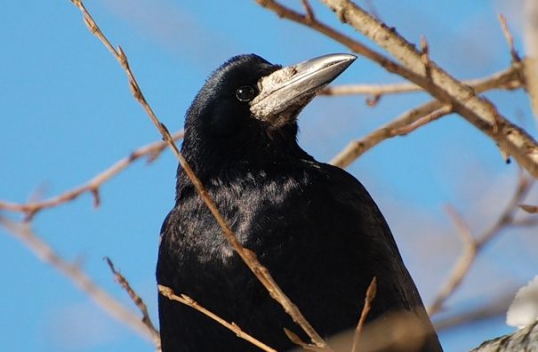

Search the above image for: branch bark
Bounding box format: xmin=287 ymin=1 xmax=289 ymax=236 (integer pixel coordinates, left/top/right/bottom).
xmin=330 ymin=66 xmax=521 ymax=167
xmin=524 ymin=0 xmax=538 ymax=120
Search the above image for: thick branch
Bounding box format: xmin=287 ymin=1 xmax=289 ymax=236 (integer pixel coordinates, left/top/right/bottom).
xmin=524 ymin=0 xmax=538 ymax=119
xmin=319 ymin=0 xmax=538 ymax=178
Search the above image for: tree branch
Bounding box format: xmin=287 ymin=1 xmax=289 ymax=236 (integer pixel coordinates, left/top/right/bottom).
xmin=330 ymin=66 xmax=521 ymax=168
xmin=428 ymin=172 xmax=535 ymax=316
xmin=158 ymin=285 xmax=277 ymax=352
xmin=351 ymin=277 xmax=377 ymax=352
xmin=105 ymin=257 xmax=160 ymax=349
xmin=321 ymin=68 xmax=522 ymax=97
xmin=0 ymin=217 xmax=154 ymax=342
xmin=524 ymin=0 xmax=538 ymax=120
xmin=0 ymin=131 xmax=183 ymax=219
xmin=434 ymin=291 xmax=516 ymax=332
xmin=319 ymin=0 xmax=538 ymax=178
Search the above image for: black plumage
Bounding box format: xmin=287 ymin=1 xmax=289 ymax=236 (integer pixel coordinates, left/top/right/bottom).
xmin=157 ymin=54 xmax=443 ymax=351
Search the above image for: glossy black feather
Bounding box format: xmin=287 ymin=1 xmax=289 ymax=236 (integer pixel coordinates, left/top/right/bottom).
xmin=157 ymin=54 xmax=443 ymax=352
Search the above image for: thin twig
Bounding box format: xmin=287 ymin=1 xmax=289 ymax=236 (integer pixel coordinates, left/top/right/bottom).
xmin=320 ymin=73 xmax=522 ymax=97
xmin=158 ymin=285 xmax=277 ymax=352
xmin=420 ymin=35 xmax=432 ymax=80
xmin=498 ymin=14 xmax=521 ymax=63
xmin=321 ymin=82 xmax=422 ymax=96
xmin=70 ymin=0 xmax=329 ymax=348
xmin=301 ymin=0 xmax=315 ymax=22
xmin=428 ymin=172 xmax=535 ymax=315
xmin=433 ymin=290 xmax=517 ymax=332
xmin=351 ymin=277 xmax=377 ymax=352
xmin=390 ymin=104 xmax=452 ymax=136
xmin=283 ymin=329 xmax=329 ymax=351
xmin=520 ymin=204 xmax=538 ymax=213
xmin=0 ymin=131 xmax=183 ymax=219
xmin=330 ymin=66 xmax=522 ymax=168
xmin=105 ymin=257 xmax=160 ymax=349
xmin=0 ymin=217 xmax=153 ymax=341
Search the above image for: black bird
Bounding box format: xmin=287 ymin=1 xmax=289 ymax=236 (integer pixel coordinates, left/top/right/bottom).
xmin=157 ymin=54 xmax=443 ymax=352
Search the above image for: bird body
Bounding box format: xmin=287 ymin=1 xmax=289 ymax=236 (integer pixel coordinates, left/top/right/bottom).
xmin=157 ymin=54 xmax=443 ymax=351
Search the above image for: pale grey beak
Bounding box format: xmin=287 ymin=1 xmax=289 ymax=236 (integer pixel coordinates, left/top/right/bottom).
xmin=250 ymin=53 xmax=356 ymax=126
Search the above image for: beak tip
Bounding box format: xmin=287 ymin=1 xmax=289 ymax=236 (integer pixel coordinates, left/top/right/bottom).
xmin=332 ymin=53 xmax=358 ymax=67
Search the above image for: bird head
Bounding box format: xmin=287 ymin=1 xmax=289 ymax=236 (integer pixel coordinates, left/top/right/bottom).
xmin=182 ymin=54 xmax=356 ymax=172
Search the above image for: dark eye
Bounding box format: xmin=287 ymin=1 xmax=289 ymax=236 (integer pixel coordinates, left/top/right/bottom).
xmin=235 ymin=86 xmax=256 ymax=102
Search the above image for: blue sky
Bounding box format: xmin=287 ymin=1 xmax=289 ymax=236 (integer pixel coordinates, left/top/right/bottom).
xmin=1 ymin=0 xmax=537 ymax=351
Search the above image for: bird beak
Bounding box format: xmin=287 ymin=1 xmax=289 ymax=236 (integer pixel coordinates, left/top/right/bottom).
xmin=250 ymin=53 xmax=356 ymax=126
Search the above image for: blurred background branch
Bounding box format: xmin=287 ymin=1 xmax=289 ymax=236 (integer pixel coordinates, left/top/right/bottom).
xmin=0 ymin=217 xmax=156 ymax=343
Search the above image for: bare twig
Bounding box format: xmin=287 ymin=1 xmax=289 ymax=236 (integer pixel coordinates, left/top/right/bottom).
xmin=390 ymin=105 xmax=452 ymax=136
xmin=320 ymin=73 xmax=522 ymax=97
xmin=301 ymin=0 xmax=315 ymax=23
xmin=321 ymin=82 xmax=422 ymax=96
xmin=434 ymin=290 xmax=516 ymax=332
xmin=158 ymin=285 xmax=277 ymax=352
xmin=330 ymin=66 xmax=522 ymax=168
xmin=351 ymin=277 xmax=377 ymax=352
xmin=498 ymin=14 xmax=521 ymax=63
xmin=284 ymin=329 xmax=329 ymax=351
xmin=428 ymin=172 xmax=535 ymax=315
xmin=105 ymin=257 xmax=160 ymax=349
xmin=0 ymin=131 xmax=183 ymax=219
xmin=70 ymin=0 xmax=329 ymax=347
xmin=420 ymin=35 xmax=432 ymax=80
xmin=520 ymin=204 xmax=538 ymax=213
xmin=0 ymin=217 xmax=153 ymax=341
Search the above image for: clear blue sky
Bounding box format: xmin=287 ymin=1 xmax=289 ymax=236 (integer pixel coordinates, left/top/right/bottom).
xmin=1 ymin=0 xmax=537 ymax=351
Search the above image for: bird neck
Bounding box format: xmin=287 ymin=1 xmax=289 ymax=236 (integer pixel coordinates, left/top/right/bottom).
xmin=175 ymin=132 xmax=313 ymax=200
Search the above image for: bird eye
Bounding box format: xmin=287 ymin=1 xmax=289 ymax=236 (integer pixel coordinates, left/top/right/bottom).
xmin=235 ymin=86 xmax=256 ymax=102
